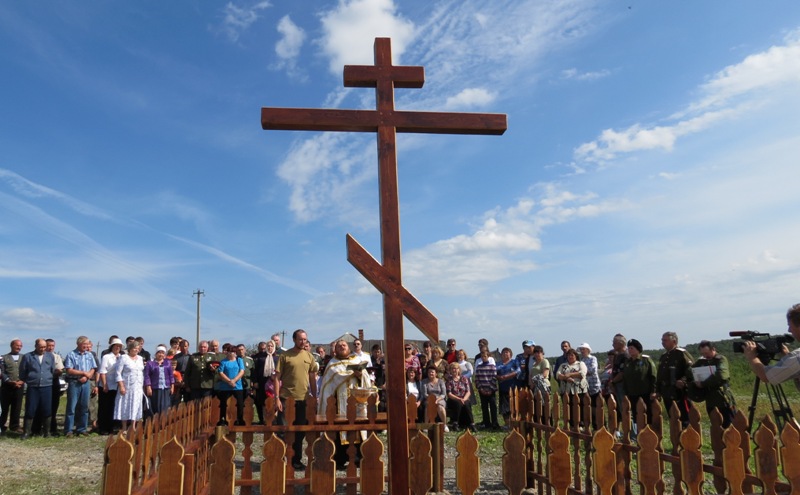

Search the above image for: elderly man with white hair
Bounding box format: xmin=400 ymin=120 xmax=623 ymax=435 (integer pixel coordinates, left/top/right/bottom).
xmin=577 ymin=343 xmax=601 ymax=428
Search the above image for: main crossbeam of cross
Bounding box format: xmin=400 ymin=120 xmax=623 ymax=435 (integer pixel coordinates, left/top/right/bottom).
xmin=261 ymin=37 xmax=506 ymax=494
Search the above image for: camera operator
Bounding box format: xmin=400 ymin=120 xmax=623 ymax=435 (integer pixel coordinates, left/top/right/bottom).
xmin=744 ymin=303 xmax=800 ymax=389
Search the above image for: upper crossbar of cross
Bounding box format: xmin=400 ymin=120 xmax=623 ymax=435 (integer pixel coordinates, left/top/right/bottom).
xmin=262 ymin=40 xmax=506 ymax=136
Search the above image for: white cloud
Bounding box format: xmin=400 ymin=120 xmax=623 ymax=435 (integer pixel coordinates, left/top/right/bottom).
xmin=318 ymin=0 xmax=416 ymax=74
xmin=273 ymin=1 xmax=596 ymax=227
xmin=0 ymin=307 xmax=67 ymax=331
xmin=219 ymin=1 xmax=271 ymax=42
xmin=168 ymin=234 xmax=324 ymax=296
xmin=275 ymin=133 xmax=377 ymax=227
xmin=688 ymin=29 xmax=800 ymax=114
xmin=444 ymin=88 xmax=496 ymax=109
xmin=145 ymin=190 xmax=215 ymax=234
xmin=404 ymin=184 xmax=629 ymax=295
xmin=56 ymin=288 xmax=158 ymax=307
xmin=575 ymin=30 xmax=800 ymax=164
xmin=575 ymin=106 xmax=745 ymax=163
xmin=275 ymin=15 xmax=305 ymax=60
xmin=561 ymin=67 xmax=611 ymax=81
xmin=0 ymin=168 xmax=113 ymax=220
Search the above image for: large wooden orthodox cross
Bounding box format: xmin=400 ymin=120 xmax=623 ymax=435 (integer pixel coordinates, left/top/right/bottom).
xmin=262 ymin=37 xmax=506 ymax=494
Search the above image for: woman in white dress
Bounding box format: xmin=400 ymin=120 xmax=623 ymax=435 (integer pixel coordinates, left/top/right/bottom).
xmin=114 ymin=340 xmax=145 ymax=431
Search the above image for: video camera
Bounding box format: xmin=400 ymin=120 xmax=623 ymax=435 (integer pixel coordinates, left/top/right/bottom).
xmin=730 ymin=330 xmax=795 ymax=363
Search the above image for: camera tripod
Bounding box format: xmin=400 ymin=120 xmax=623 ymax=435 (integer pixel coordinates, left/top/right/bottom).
xmin=747 ymin=377 xmax=795 ymax=432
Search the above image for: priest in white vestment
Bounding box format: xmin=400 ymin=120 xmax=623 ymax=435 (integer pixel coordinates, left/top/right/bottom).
xmin=317 ymin=339 xmax=373 ymax=468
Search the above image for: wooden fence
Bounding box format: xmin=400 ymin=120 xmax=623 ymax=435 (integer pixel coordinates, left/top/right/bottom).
xmin=102 ymin=389 xmax=800 ymax=495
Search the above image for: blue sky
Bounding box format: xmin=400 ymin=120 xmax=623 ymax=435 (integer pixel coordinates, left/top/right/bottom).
xmin=1 ymin=1 xmax=799 ymax=357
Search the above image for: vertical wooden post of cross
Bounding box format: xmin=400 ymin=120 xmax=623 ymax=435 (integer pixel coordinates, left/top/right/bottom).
xmin=262 ymin=37 xmax=506 ymax=493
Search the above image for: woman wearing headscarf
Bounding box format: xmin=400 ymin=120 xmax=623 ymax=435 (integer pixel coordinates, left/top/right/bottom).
xmin=144 ymin=345 xmax=175 ymax=417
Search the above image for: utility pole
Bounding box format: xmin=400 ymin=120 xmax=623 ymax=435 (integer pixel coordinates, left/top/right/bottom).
xmin=193 ymin=289 xmax=204 ymax=347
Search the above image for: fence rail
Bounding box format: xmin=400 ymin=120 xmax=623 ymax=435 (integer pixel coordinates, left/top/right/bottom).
xmin=102 ymin=389 xmax=800 ymax=495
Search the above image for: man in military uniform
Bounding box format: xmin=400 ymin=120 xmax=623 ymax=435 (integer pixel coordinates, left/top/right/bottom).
xmin=655 ymin=331 xmax=693 ymax=427
xmin=185 ymin=340 xmax=215 ymax=400
xmin=236 ymin=344 xmax=255 ymax=397
xmin=689 ymin=340 xmax=736 ymax=427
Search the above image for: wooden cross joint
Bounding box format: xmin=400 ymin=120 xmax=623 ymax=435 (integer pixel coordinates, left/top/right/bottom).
xmin=346 ymin=234 xmax=437 ymax=343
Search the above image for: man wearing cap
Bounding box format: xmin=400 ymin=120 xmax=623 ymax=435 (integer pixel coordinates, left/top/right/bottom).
xmin=516 ymin=340 xmax=534 ymax=390
xmin=655 ymin=331 xmax=693 ymax=427
xmin=444 ymin=339 xmax=458 ymax=364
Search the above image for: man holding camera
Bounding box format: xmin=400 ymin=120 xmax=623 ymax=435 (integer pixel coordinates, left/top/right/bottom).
xmin=744 ymin=303 xmax=800 ymax=390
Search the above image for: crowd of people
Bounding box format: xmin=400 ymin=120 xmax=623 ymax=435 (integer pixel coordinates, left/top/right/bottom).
xmin=404 ymin=332 xmax=745 ymax=434
xmin=3 ymin=302 xmax=800 ymax=454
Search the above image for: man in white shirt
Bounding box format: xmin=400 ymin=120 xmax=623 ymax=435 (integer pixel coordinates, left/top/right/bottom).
xmin=350 ymin=338 xmax=373 ymax=367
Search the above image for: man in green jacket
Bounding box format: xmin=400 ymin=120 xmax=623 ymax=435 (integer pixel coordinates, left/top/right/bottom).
xmin=622 ymin=339 xmax=656 ymax=429
xmin=656 ymin=331 xmax=693 ymax=427
xmin=689 ymin=340 xmax=736 ymax=427
xmin=186 ymin=341 xmax=215 ymax=400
